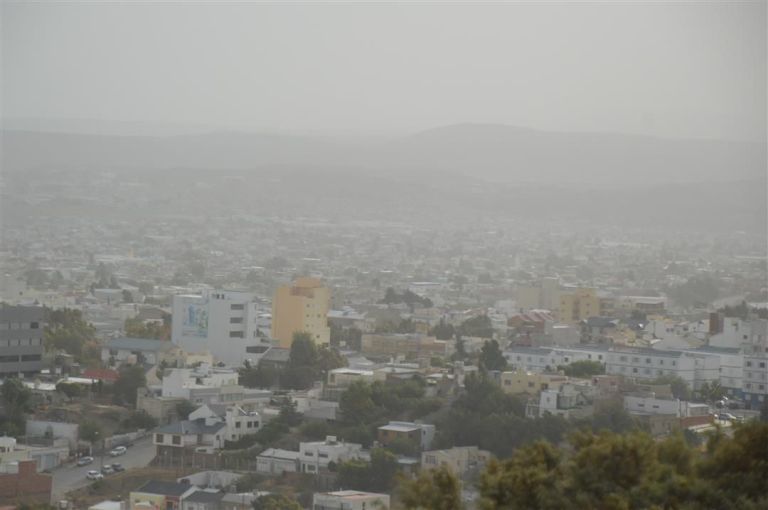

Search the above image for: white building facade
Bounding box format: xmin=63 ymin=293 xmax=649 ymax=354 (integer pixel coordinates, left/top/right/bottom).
xmin=171 ymin=290 xmax=272 ymax=366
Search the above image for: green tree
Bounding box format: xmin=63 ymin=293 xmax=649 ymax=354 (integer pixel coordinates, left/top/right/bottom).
xmin=430 ymin=319 xmax=455 ymax=340
xmin=120 ymin=410 xmax=158 ymax=431
xmin=176 ymin=400 xmax=197 ymax=420
xmin=44 ymin=308 xmax=98 ymax=362
xmin=451 ymin=335 xmax=467 ymax=361
xmin=459 ymin=315 xmax=494 ymax=338
xmin=650 ymin=374 xmax=691 ymax=400
xmin=56 ymin=382 xmax=82 ymax=399
xmin=317 ymin=344 xmax=347 ymax=376
xmin=280 ymin=331 xmax=320 ymax=389
xmin=252 ymin=494 xmax=301 ymax=510
xmin=697 ymin=420 xmax=768 ymax=506
xmin=124 ymin=316 xmax=171 ymax=340
xmin=337 ymin=448 xmax=399 ymax=493
xmin=0 ymin=378 xmax=33 ymax=436
xmin=113 ymin=365 xmax=147 ymax=407
xmin=400 ymin=464 xmax=463 ymax=510
xmin=479 ymin=441 xmax=565 ymax=510
xmin=586 ymin=400 xmax=637 ymax=434
xmin=339 ymin=380 xmax=377 ymax=425
xmin=698 ymin=381 xmax=725 ymax=403
xmin=479 ymin=340 xmax=507 ymax=371
xmin=239 ymin=364 xmax=278 ymax=389
xmin=79 ymin=421 xmax=103 ymax=443
xmin=559 ymin=360 xmax=605 ymax=378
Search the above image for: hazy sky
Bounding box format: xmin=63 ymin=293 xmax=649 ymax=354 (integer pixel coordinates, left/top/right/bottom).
xmin=2 ymin=1 xmax=766 ymax=140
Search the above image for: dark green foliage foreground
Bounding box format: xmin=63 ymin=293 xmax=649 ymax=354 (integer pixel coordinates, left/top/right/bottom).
xmin=399 ymin=421 xmax=768 ymax=510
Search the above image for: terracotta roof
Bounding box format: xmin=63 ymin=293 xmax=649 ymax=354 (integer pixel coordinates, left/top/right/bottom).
xmin=82 ymin=368 xmax=120 ymax=382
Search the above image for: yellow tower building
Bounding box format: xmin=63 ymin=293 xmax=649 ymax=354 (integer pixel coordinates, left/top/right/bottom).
xmin=271 ymin=277 xmax=331 ymax=348
xmin=556 ymin=288 xmax=600 ymax=324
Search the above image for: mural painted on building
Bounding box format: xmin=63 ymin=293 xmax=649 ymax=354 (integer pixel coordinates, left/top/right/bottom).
xmin=182 ymin=298 xmax=208 ymax=337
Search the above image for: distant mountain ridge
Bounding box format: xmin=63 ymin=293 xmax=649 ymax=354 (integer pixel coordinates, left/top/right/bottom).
xmin=2 ymin=123 xmax=764 ymax=187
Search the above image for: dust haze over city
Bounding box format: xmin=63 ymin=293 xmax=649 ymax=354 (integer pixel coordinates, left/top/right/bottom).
xmin=0 ymin=2 xmax=767 ymax=509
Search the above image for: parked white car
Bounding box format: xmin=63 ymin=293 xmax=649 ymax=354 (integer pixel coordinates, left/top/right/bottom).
xmin=86 ymin=470 xmax=104 ymax=481
xmin=109 ymin=446 xmax=127 ymax=457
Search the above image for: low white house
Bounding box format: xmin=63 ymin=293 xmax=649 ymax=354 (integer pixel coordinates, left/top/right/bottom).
xmin=255 ymin=448 xmax=301 ymax=475
xmin=153 ymin=418 xmax=227 ymax=453
xmin=299 ymin=436 xmax=363 ymax=474
xmin=188 ymin=404 xmax=262 ymax=442
xmin=312 ymin=490 xmax=390 ymax=510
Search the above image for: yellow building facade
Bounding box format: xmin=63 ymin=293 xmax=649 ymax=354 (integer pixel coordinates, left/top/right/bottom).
xmin=271 ymin=277 xmax=331 ymax=348
xmin=556 ymin=288 xmax=601 ymax=324
xmin=499 ymin=371 xmax=568 ymax=394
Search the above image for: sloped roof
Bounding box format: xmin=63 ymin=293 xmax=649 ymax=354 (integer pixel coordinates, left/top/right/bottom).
xmin=184 ymin=490 xmax=224 ymax=503
xmin=135 ymin=480 xmax=191 ymax=496
xmin=155 ymin=418 xmax=225 ymax=435
xmin=82 ymin=368 xmax=120 ymax=382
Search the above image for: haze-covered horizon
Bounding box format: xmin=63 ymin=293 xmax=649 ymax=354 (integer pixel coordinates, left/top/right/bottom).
xmin=2 ymin=1 xmax=766 ymax=142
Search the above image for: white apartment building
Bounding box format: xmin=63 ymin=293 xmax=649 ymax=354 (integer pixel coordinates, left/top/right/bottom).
xmin=504 ymin=345 xmax=611 ymax=373
xmin=710 ymin=318 xmax=766 ymax=350
xmin=606 ymin=348 xmax=696 ymax=386
xmin=743 ymin=355 xmax=767 ymax=409
xmin=684 ymin=346 xmax=744 ymax=396
xmin=188 ymin=405 xmax=262 ymax=442
xmin=172 ymin=290 xmax=272 ymax=366
xmin=299 ymin=436 xmax=363 ymax=474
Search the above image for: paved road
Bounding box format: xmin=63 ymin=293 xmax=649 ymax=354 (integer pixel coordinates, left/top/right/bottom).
xmin=52 ymin=436 xmax=156 ymax=501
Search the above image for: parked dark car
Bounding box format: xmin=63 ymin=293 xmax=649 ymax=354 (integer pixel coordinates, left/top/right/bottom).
xmin=111 ymin=463 xmax=125 ymax=472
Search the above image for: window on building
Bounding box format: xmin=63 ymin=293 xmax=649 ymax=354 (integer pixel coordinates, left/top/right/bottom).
xmin=236 ymin=422 xmax=241 ymax=428
xmin=230 ymin=317 xmax=243 ymax=324
xmin=30 ymin=322 xmax=39 ymax=329
xmin=172 ymin=435 xmax=181 ymax=445
xmin=231 ymin=304 xmax=244 ymax=310
xmin=632 ymin=368 xmax=638 ymax=373
xmin=646 ymin=358 xmax=651 ymax=364
xmin=155 ymin=434 xmax=163 ymax=443
xmin=229 ymin=331 xmax=244 ymax=338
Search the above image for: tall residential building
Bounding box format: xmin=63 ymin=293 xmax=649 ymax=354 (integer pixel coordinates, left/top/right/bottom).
xmin=271 ymin=277 xmax=331 ymax=348
xmin=171 ymin=290 xmax=272 ymax=366
xmin=556 ymin=288 xmax=601 ymax=324
xmin=0 ymin=304 xmax=45 ymax=377
xmin=516 ymin=277 xmax=560 ymax=312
